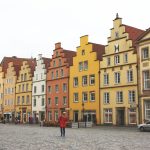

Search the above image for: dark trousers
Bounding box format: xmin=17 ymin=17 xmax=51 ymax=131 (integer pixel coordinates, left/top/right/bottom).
xmin=60 ymin=127 xmax=65 ymax=136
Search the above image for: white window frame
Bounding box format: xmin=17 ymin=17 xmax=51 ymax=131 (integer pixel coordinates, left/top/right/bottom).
xmin=89 ymin=74 xmax=95 ymax=85
xmin=90 ymin=91 xmax=95 ymax=101
xmin=114 ymin=72 xmax=120 ymax=84
xmin=127 ymin=70 xmax=133 ymax=83
xmin=82 ymin=76 xmax=88 ymax=86
xmin=116 ymin=91 xmax=123 ymax=103
xmin=73 ymin=93 xmax=78 ymax=102
xmin=104 ymin=92 xmax=109 ymax=104
xmin=124 ymin=53 xmax=128 ymax=63
xmin=128 ymin=91 xmax=135 ymax=103
xmin=104 ymin=74 xmax=109 ymax=85
xmin=79 ymin=62 xmax=83 ymax=71
xmin=114 ymin=55 xmax=120 ymax=65
xmin=104 ymin=109 xmax=112 ymax=123
xmin=73 ymin=77 xmax=78 ymax=87
xmin=82 ymin=92 xmax=88 ymax=102
xmin=142 ymin=47 xmax=149 ymax=60
xmin=143 ymin=71 xmax=150 ymax=90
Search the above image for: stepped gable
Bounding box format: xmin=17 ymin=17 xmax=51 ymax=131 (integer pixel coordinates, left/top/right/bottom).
xmin=0 ymin=56 xmax=30 ymax=77
xmin=63 ymin=50 xmax=76 ymax=66
xmin=123 ymin=24 xmax=145 ymax=46
xmin=89 ymin=42 xmax=105 ymax=61
xmin=26 ymin=58 xmax=36 ymax=77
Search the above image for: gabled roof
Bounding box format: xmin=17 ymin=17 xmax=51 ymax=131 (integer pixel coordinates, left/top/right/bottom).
xmin=89 ymin=42 xmax=105 ymax=61
xmin=26 ymin=58 xmax=36 ymax=77
xmin=135 ymin=27 xmax=150 ymax=43
xmin=0 ymin=56 xmax=30 ymax=77
xmin=63 ymin=50 xmax=76 ymax=66
xmin=123 ymin=24 xmax=145 ymax=45
xmin=42 ymin=57 xmax=51 ymax=69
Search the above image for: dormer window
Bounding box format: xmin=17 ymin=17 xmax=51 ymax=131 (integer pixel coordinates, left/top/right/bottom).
xmin=82 ymin=50 xmax=85 ymax=55
xmin=114 ymin=44 xmax=119 ymax=53
xmin=115 ymin=32 xmax=119 ymax=39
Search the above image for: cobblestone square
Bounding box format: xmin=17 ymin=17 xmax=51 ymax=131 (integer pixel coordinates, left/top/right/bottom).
xmin=0 ymin=124 xmax=150 ymax=150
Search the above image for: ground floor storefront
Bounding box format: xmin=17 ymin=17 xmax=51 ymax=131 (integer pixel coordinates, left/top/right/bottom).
xmin=102 ymin=107 xmax=138 ymax=126
xmin=32 ymin=111 xmax=45 ymax=123
xmin=3 ymin=112 xmax=15 ymax=123
xmin=141 ymin=98 xmax=150 ymax=123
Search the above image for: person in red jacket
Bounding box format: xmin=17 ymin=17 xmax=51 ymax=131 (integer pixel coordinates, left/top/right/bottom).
xmin=58 ymin=112 xmax=67 ymax=137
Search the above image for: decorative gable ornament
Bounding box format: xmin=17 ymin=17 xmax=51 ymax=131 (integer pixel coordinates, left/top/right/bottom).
xmin=114 ymin=44 xmax=119 ymax=53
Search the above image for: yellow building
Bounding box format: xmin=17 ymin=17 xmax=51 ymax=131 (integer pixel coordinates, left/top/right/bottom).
xmin=136 ymin=28 xmax=150 ymax=123
xmin=100 ymin=14 xmax=144 ymax=125
xmin=0 ymin=66 xmax=4 ymax=120
xmin=69 ymin=35 xmax=104 ymax=124
xmin=15 ymin=59 xmax=36 ymax=123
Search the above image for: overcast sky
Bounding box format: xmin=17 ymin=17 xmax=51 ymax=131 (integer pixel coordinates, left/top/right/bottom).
xmin=0 ymin=0 xmax=149 ymax=61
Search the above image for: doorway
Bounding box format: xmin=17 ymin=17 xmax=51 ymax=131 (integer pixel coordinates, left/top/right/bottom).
xmin=116 ymin=108 xmax=125 ymax=125
xmin=73 ymin=111 xmax=78 ymax=122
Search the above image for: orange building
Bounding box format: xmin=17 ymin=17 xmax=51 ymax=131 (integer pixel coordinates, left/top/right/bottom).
xmin=46 ymin=43 xmax=76 ymax=123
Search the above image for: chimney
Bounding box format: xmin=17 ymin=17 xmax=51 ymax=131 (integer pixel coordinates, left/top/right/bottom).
xmin=55 ymin=42 xmax=61 ymax=49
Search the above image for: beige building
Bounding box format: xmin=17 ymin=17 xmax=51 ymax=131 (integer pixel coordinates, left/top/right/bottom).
xmin=15 ymin=59 xmax=36 ymax=123
xmin=100 ymin=15 xmax=144 ymax=125
xmin=136 ymin=28 xmax=150 ymax=123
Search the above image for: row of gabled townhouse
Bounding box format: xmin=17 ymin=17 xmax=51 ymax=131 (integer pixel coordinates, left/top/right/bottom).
xmin=0 ymin=14 xmax=149 ymax=125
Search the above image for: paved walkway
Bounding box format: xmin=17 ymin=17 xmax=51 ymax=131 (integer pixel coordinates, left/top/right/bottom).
xmin=0 ymin=124 xmax=150 ymax=150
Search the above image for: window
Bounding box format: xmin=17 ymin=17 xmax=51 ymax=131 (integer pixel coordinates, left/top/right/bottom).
xmin=107 ymin=57 xmax=111 ymax=66
xmin=19 ymin=85 xmax=21 ymax=92
xmin=51 ymin=72 xmax=54 ymax=79
xmin=90 ymin=91 xmax=95 ymax=101
xmin=26 ymin=95 xmax=29 ymax=104
xmin=34 ymin=99 xmax=36 ymax=107
xmin=41 ymin=98 xmax=44 ymax=106
xmin=142 ymin=47 xmax=149 ymax=60
xmin=82 ymin=50 xmax=85 ymax=55
xmin=59 ymin=59 xmax=61 ymax=66
xmin=48 ymin=98 xmax=51 ymax=105
xmin=63 ymin=96 xmax=67 ymax=105
xmin=129 ymin=109 xmax=136 ymax=124
xmin=41 ymin=73 xmax=43 ymax=79
xmin=84 ymin=61 xmax=88 ymax=70
xmin=54 ymin=111 xmax=58 ymax=121
xmin=89 ymin=75 xmax=95 ymax=85
xmin=24 ymin=73 xmax=27 ymax=81
xmin=36 ymin=74 xmax=38 ymax=80
xmin=145 ymin=101 xmax=150 ymax=120
xmin=17 ymin=96 xmax=20 ymax=105
xmin=114 ymin=55 xmax=120 ymax=65
xmin=114 ymin=72 xmax=120 ymax=84
xmin=79 ymin=62 xmax=83 ymax=71
xmin=56 ymin=70 xmax=58 ymax=78
xmin=48 ymin=111 xmax=52 ymax=121
xmin=56 ymin=51 xmax=58 ymax=57
xmin=55 ymin=97 xmax=58 ymax=105
xmin=128 ymin=91 xmax=135 ymax=103
xmin=48 ymin=86 xmax=52 ymax=93
xmin=74 ymin=93 xmax=78 ymax=102
xmin=116 ymin=91 xmax=123 ymax=103
xmin=22 ymin=96 xmax=24 ymax=104
xmin=82 ymin=92 xmax=88 ymax=102
xmin=53 ymin=60 xmax=56 ymax=67
xmin=73 ymin=77 xmax=78 ymax=87
xmin=104 ymin=92 xmax=109 ymax=104
xmin=60 ymin=69 xmax=64 ymax=77
xmin=55 ymin=85 xmax=59 ymax=93
xmin=124 ymin=53 xmax=128 ymax=63
xmin=82 ymin=76 xmax=88 ymax=86
xmin=22 ymin=84 xmax=25 ymax=92
xmin=104 ymin=109 xmax=112 ymax=123
xmin=104 ymin=74 xmax=109 ymax=85
xmin=26 ymin=84 xmax=28 ymax=92
xmin=21 ymin=74 xmax=23 ymax=81
xmin=115 ymin=32 xmax=119 ymax=39
xmin=63 ymin=83 xmax=67 ymax=92
xmin=143 ymin=71 xmax=150 ymax=90
xmin=127 ymin=70 xmax=133 ymax=83
xmin=34 ymin=86 xmax=37 ymax=93
xmin=41 ymin=85 xmax=44 ymax=93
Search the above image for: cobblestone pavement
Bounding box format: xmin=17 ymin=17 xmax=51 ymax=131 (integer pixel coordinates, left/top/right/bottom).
xmin=0 ymin=124 xmax=150 ymax=150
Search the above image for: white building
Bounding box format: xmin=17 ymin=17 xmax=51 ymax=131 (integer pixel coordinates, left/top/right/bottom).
xmin=32 ymin=54 xmax=50 ymax=122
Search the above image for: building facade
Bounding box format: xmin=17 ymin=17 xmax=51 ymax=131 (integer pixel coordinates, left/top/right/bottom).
xmin=136 ymin=28 xmax=150 ymax=123
xmin=46 ymin=43 xmax=76 ymax=123
xmin=15 ymin=59 xmax=36 ymax=123
xmin=69 ymin=35 xmax=105 ymax=124
xmin=32 ymin=54 xmax=50 ymax=122
xmin=0 ymin=66 xmax=4 ymax=120
xmin=100 ymin=15 xmax=144 ymax=125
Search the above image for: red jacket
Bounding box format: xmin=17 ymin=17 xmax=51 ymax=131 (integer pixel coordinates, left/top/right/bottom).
xmin=59 ymin=116 xmax=67 ymax=128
